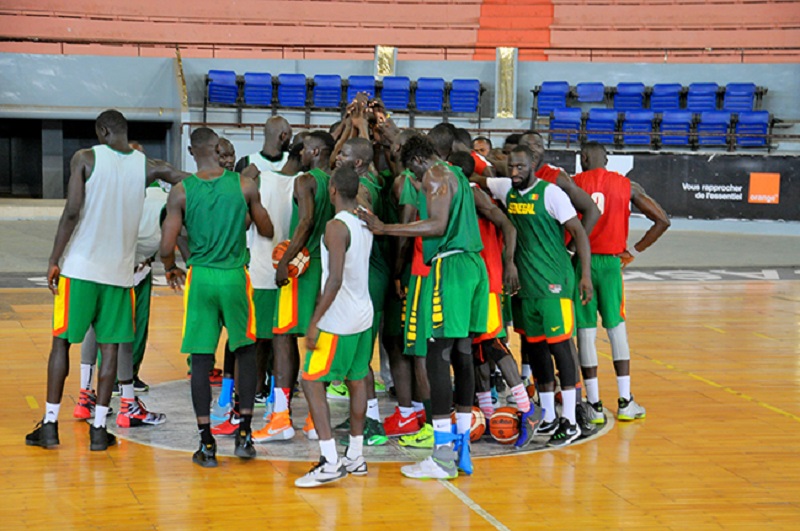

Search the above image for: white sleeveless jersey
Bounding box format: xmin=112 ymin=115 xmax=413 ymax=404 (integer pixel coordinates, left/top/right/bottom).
xmin=248 ymin=167 xmax=298 ymax=290
xmin=61 ymin=144 xmax=146 ymax=287
xmin=244 ymin=151 xmax=289 ymax=252
xmin=134 ymin=185 xmax=169 ymax=264
xmin=317 ymin=210 xmax=373 ymax=336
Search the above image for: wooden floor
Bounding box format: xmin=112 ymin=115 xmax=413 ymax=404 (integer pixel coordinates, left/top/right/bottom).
xmin=3 ymin=281 xmax=800 ymax=530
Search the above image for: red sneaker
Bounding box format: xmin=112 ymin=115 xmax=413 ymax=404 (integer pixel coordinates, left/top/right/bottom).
xmin=384 ymin=406 xmax=421 ymax=437
xmin=116 ymin=397 xmax=167 ymax=427
xmin=211 ymin=412 xmax=241 ymax=436
xmin=416 ymin=409 xmax=426 ymax=426
xmin=73 ymin=388 xmax=95 ymax=419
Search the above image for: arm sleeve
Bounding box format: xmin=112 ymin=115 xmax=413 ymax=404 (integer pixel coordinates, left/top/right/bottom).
xmin=544 ymin=184 xmax=578 ymax=224
xmin=486 ymin=177 xmax=512 ymax=206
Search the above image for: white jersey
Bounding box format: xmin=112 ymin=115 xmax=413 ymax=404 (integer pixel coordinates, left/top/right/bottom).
xmin=61 ymin=144 xmax=146 ymax=287
xmin=317 ymin=210 xmax=373 ymax=336
xmin=135 ymin=185 xmax=168 ymax=264
xmin=249 ymin=168 xmax=298 ymax=290
xmin=244 ymin=151 xmax=289 ymax=252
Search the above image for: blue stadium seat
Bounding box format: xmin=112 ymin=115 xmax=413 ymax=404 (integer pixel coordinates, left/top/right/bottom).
xmin=576 ymin=82 xmax=605 ymax=103
xmin=415 ymin=77 xmax=445 ymax=112
xmin=659 ymin=110 xmax=693 ymax=147
xmin=549 ymin=108 xmax=582 ymax=144
xmin=243 ymin=73 xmax=272 ymax=106
xmin=536 ymin=81 xmax=571 ymax=116
xmin=380 ymin=76 xmax=411 ymax=111
xmin=585 ymin=108 xmax=618 ymax=144
xmin=735 ymin=110 xmax=770 ymax=147
xmin=347 ymin=75 xmax=376 ymax=102
xmin=613 ymin=82 xmax=645 ymax=111
xmin=697 ymin=111 xmax=732 ymax=147
xmin=277 ymin=74 xmax=307 ymax=108
xmin=449 ymin=79 xmax=482 ymax=113
xmin=723 ymin=82 xmax=757 ymax=112
xmin=312 ymin=75 xmax=342 ymax=108
xmin=650 ymin=83 xmax=682 ymax=112
xmin=207 ymin=70 xmax=238 ymax=105
xmin=622 ymin=110 xmax=655 ymax=146
xmin=687 ymin=83 xmax=719 ymax=113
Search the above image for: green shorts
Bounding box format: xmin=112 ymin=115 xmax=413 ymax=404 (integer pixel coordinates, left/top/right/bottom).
xmin=473 ymin=291 xmax=506 ymax=343
xmin=574 ymin=254 xmax=626 ymax=330
xmin=429 ymin=252 xmax=489 ymax=340
xmin=383 ymin=264 xmax=410 ymax=338
xmin=403 ymin=273 xmax=432 ymax=357
xmin=52 ymin=276 xmax=134 ymax=344
xmin=368 ymin=261 xmax=390 ymax=316
xmin=253 ymin=288 xmax=277 ymax=339
xmin=273 ymin=258 xmax=322 ymax=336
xmin=511 ymin=295 xmax=575 ymax=344
xmin=302 ymin=328 xmax=372 ymax=382
xmin=181 ymin=266 xmax=256 ymax=354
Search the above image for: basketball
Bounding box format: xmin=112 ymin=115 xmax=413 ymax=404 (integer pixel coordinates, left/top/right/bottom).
xmin=489 ymin=406 xmax=519 ymax=444
xmin=470 ymin=406 xmax=486 ymax=441
xmin=272 ymin=240 xmax=310 ymax=278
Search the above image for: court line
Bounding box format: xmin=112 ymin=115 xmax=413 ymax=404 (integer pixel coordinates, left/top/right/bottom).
xmin=438 ymin=479 xmax=511 ymax=531
xmin=26 ymin=396 xmax=39 ymax=409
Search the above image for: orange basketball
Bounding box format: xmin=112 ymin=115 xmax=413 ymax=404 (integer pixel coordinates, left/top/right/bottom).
xmin=470 ymin=406 xmax=486 ymax=442
xmin=489 ymin=406 xmax=519 ymax=444
xmin=272 ymin=240 xmax=310 ymax=278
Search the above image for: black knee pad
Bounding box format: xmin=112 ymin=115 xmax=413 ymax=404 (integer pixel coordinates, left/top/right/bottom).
xmin=527 ymin=340 xmax=555 ymax=385
xmin=549 ymin=340 xmax=578 ymax=388
xmin=190 ymin=354 xmax=215 ymax=417
xmin=426 ymin=338 xmax=455 ymax=416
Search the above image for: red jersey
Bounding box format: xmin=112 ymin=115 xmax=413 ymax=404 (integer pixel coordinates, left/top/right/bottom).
xmin=535 ymin=163 xmax=563 ymax=184
xmin=471 ymin=183 xmax=504 ymax=293
xmin=573 ymin=167 xmax=631 ymax=255
xmin=471 ymin=151 xmax=491 ymax=176
xmin=411 ymin=235 xmax=430 ymax=277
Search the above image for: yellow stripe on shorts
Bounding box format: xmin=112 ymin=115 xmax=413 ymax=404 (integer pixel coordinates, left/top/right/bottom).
xmin=432 ymin=260 xmax=443 ymax=329
xmin=181 ymin=267 xmax=192 ymax=339
xmin=52 ymin=276 xmax=70 ymax=336
xmin=306 ymin=331 xmax=338 ymax=379
xmin=274 ymin=278 xmax=298 ymax=334
xmin=561 ymin=298 xmax=575 ymax=336
xmin=245 ymin=268 xmax=257 ymax=341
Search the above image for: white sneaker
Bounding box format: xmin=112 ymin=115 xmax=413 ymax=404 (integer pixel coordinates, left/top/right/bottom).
xmin=210 ymin=401 xmax=232 ymax=423
xmin=342 ymin=454 xmax=368 ymax=476
xmin=618 ymin=396 xmax=646 ymax=420
xmin=294 ymin=457 xmax=347 ymax=488
xmin=400 ymin=446 xmax=458 ymax=480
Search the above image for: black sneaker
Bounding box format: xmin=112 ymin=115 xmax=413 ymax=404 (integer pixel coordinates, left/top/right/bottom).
xmin=253 ymin=392 xmax=267 ymax=408
xmin=193 ymin=441 xmax=218 ymax=468
xmin=234 ymin=429 xmax=256 ymax=460
xmin=89 ymin=425 xmax=117 ymax=451
xmin=25 ymin=421 xmax=59 ymax=448
xmin=547 ymin=418 xmax=581 ymax=448
xmin=111 ymin=383 xmax=121 ymax=397
xmin=575 ymin=402 xmax=598 ymax=440
xmin=533 ymin=417 xmax=559 ymax=437
xmin=133 ymin=377 xmax=149 ymax=393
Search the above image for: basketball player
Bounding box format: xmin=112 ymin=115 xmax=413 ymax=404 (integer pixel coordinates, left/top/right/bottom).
xmin=573 ymin=142 xmax=670 ymax=423
xmin=359 ymin=135 xmax=489 ymax=480
xmin=295 ymin=164 xmax=373 ymax=488
xmin=486 ymin=145 xmax=594 ymax=448
xmin=255 ymin=131 xmax=336 ymax=443
xmin=160 ymin=127 xmax=273 ymax=467
xmin=235 ymin=116 xmax=291 ymax=174
xmin=25 ymin=109 xmax=186 ymax=451
xmin=218 ymin=137 xmax=236 ymax=172
xmin=472 ymin=136 xmax=492 ymax=158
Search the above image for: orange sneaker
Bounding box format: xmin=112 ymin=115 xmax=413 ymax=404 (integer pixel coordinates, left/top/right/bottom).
xmin=303 ymin=414 xmax=318 ymax=440
xmin=253 ymin=410 xmax=295 ymax=442
xmin=384 ymin=407 xmax=421 ymax=437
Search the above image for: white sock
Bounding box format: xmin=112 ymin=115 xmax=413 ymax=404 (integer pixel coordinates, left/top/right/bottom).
xmin=585 ymin=377 xmax=600 ymax=404
xmin=366 ymin=398 xmax=380 ymax=422
xmin=93 ymin=406 xmax=108 ymax=427
xmin=455 ymin=412 xmax=471 ymax=435
xmin=80 ymin=364 xmax=94 ymax=390
xmin=121 ymin=383 xmax=135 ymax=400
xmin=520 ymin=364 xmax=532 ymax=380
xmin=617 ymin=376 xmax=631 ymax=401
xmin=319 ymin=438 xmax=338 ymax=464
xmin=477 ymin=391 xmax=494 ymax=418
xmin=44 ymin=402 xmax=60 ymax=423
xmin=432 ymin=417 xmax=450 ymax=435
xmin=510 ymin=384 xmax=530 ymax=413
xmin=347 ymin=435 xmax=364 ymax=459
xmin=399 ymin=406 xmax=414 ymax=418
xmin=561 ymin=389 xmax=576 ymax=425
xmin=274 ymin=387 xmax=289 ymax=413
xmin=412 ymin=401 xmax=424 ymax=412
xmin=540 ymin=392 xmax=556 ymax=422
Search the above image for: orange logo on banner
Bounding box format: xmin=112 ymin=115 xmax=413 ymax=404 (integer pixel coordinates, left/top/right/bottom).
xmin=748 ymin=173 xmax=780 ymax=204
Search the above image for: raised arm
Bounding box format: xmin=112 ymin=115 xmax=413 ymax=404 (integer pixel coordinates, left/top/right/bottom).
xmin=276 ymin=173 xmax=316 ymax=286
xmin=159 ymin=183 xmax=187 ymax=291
xmin=620 ymin=181 xmax=671 ymax=268
xmin=472 ymin=186 xmax=519 ymax=296
xmin=305 ymin=220 xmax=349 ymax=350
xmin=241 ymin=176 xmax=274 ymax=238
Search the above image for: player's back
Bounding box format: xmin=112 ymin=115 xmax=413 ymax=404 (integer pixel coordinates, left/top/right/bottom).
xmin=289 ymin=168 xmax=334 ymax=259
xmin=574 ymin=168 xmax=631 ymax=255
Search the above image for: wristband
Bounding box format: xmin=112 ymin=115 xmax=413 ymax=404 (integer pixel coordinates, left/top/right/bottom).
xmin=628 ymin=246 xmax=641 ymax=257
xmin=165 ymin=264 xmax=178 ymax=273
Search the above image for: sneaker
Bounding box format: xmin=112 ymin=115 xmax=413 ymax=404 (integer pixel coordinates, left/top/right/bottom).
xmin=254 ymin=391 xmax=267 ymax=409
xmin=342 ymin=454 xmax=368 ymax=476
xmin=116 ymin=397 xmax=167 ymax=427
xmin=193 ymin=441 xmax=218 ymax=468
xmin=133 ymin=377 xmax=149 ymax=393
xmin=588 ymin=400 xmax=606 ymax=424
xmin=303 ymin=414 xmax=318 ymax=440
xmin=253 ymin=410 xmax=295 ymax=442
xmin=388 ymin=386 xmax=397 ymax=399
xmin=416 ymin=409 xmax=427 ymax=426
xmin=576 ymin=402 xmax=598 ymax=439
xmin=547 ymin=418 xmax=581 ymax=447
xmin=25 ymin=421 xmax=59 ymax=448
xmin=209 ymin=368 xmax=223 ymax=387
xmin=383 ymin=407 xmax=421 ymax=437
xmin=212 ymin=411 xmax=241 ymax=436
xmin=340 ymin=417 xmax=389 ymax=446
xmin=400 ymin=445 xmax=458 ymax=480
xmin=533 ymin=418 xmax=559 ymax=437
xmin=295 ymin=457 xmax=347 ymax=488
xmin=89 ymin=424 xmax=117 ymax=451
xmin=210 ymin=400 xmax=232 ymax=423
xmin=326 ymin=382 xmax=349 ymax=400
xmin=399 ymin=423 xmax=434 ymax=448
xmin=73 ymin=389 xmax=96 ymax=420
xmin=374 ymin=381 xmax=387 ymax=394
xmin=235 ymin=428 xmax=257 ymax=459
xmin=515 ymin=402 xmax=539 ymax=449
xmin=111 ymin=383 xmax=121 ymax=397
xmin=618 ymin=396 xmax=646 ymax=421
xmin=334 ymin=417 xmax=351 ymax=431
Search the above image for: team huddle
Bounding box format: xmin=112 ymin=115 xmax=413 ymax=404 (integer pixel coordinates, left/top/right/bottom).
xmin=25 ymin=98 xmax=669 ymax=488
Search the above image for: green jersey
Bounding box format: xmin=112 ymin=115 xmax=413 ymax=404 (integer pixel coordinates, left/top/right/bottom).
xmin=361 ymin=173 xmax=391 ymax=279
xmin=183 ymin=170 xmax=248 ymax=269
xmin=289 ymin=167 xmax=334 ymax=259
